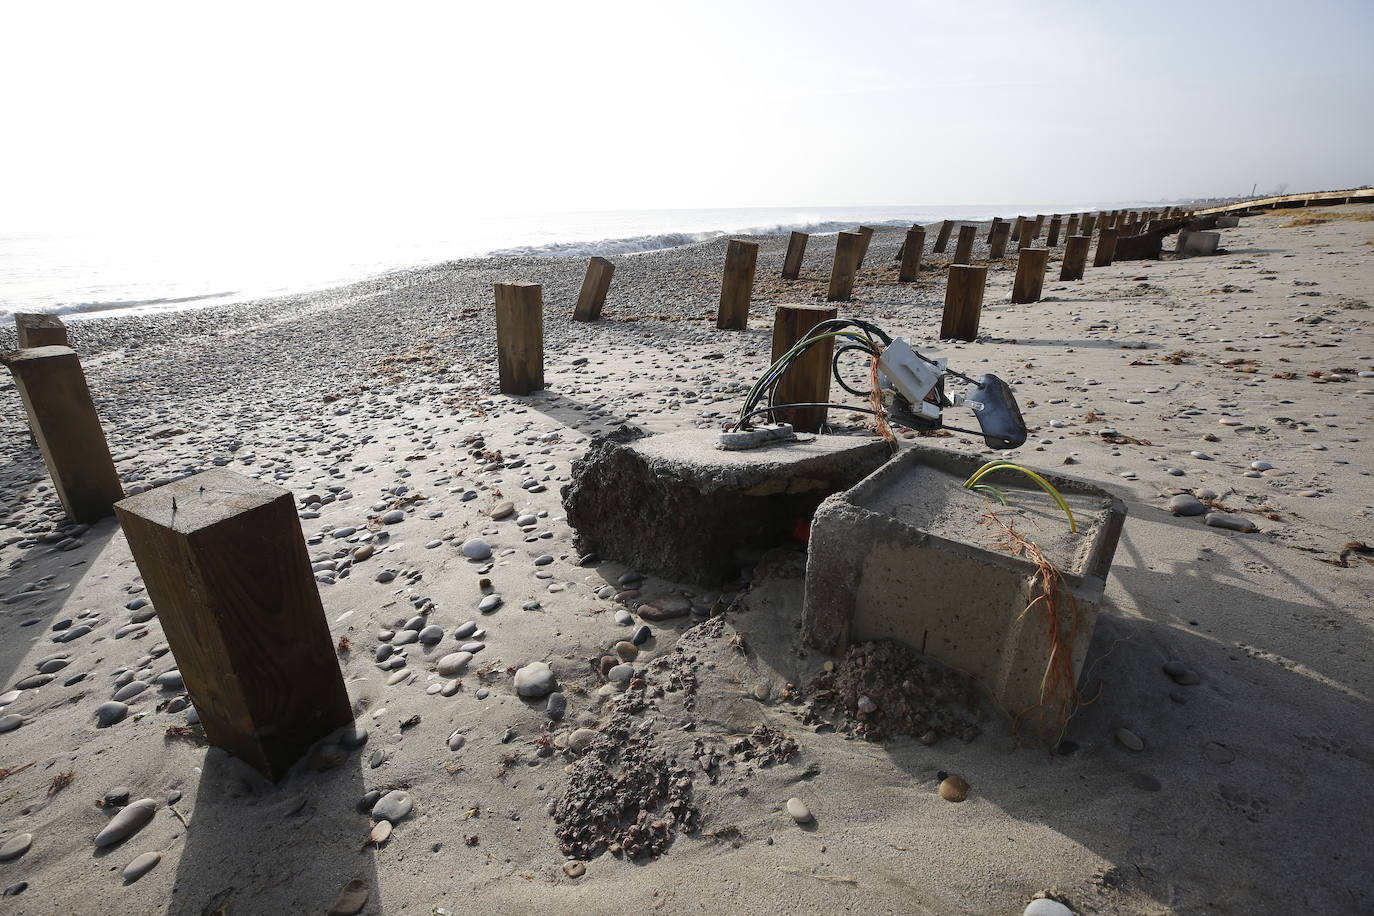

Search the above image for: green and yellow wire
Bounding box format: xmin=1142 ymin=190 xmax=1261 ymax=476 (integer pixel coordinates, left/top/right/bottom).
xmin=963 ymin=461 xmax=1077 ymax=531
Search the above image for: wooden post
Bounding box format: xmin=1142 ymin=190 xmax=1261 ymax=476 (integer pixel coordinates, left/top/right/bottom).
xmin=898 ymin=226 xmax=925 ymax=281
xmin=988 ymin=220 xmax=1012 ymax=259
xmin=717 ymin=239 xmax=758 ymax=330
xmin=572 ymin=257 xmax=614 ymax=322
xmin=770 ymin=304 xmax=839 ymax=432
xmin=1060 ymin=235 xmax=1091 ymax=280
xmin=933 ymin=220 xmax=955 ymax=253
xmin=1010 ymin=216 xmax=1025 ymax=248
xmin=827 ymin=231 xmax=863 ymax=302
xmin=1093 ymin=228 xmax=1119 ymax=267
xmin=952 ymin=225 xmax=976 ymax=265
xmin=1065 ymin=214 xmax=1080 ymax=238
xmin=854 ymin=226 xmax=876 ymax=269
xmin=782 ymin=231 xmax=808 ymax=280
xmin=1046 ymin=215 xmax=1063 ymax=247
xmin=15 ymin=314 xmax=69 ymax=349
xmin=1 ymin=346 xmax=123 ymax=523
xmin=940 ymin=265 xmax=987 ymax=341
xmin=985 ymin=217 xmax=1003 ymax=242
xmin=1011 ymin=248 xmax=1051 ymax=303
xmin=1018 ymin=219 xmax=1037 ymax=249
xmin=1080 ymin=214 xmax=1097 ymax=237
xmin=114 ymin=469 xmax=353 ymax=781
xmin=494 ymin=282 xmax=544 ymax=394
xmin=1032 ymin=214 xmax=1046 ymax=236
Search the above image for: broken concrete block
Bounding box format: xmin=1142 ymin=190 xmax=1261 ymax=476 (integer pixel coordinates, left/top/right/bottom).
xmin=801 ymin=444 xmax=1126 ymax=739
xmin=1179 ymin=230 xmax=1221 ymax=256
xmin=1215 ymin=216 xmax=1240 ymax=228
xmin=562 ymin=430 xmax=891 ymax=587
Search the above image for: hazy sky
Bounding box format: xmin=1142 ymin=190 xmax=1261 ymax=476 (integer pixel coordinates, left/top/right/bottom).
xmin=1 ymin=0 xmax=1370 ymax=231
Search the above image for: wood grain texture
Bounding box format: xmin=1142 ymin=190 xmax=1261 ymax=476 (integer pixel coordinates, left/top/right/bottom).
xmin=494 ymin=282 xmax=545 ymax=394
xmin=770 ymin=304 xmax=838 ymax=433
xmin=988 ymin=220 xmax=1011 ymax=260
xmin=1 ymin=346 xmax=122 ymax=522
xmin=827 ymin=232 xmax=862 ymax=302
xmin=1060 ymin=235 xmax=1091 ymax=281
xmin=573 ymin=257 xmax=614 ymax=322
xmin=114 ymin=469 xmax=352 ymax=780
xmin=952 ymin=225 xmax=977 ymax=266
xmin=1093 ymin=227 xmax=1119 ymax=267
xmin=1011 ymin=247 xmax=1051 ymax=303
xmin=14 ymin=313 xmax=69 ymax=348
xmin=940 ymin=265 xmax=987 ymax=342
xmin=781 ymin=231 xmax=808 ymax=280
xmin=717 ymin=240 xmax=758 ymax=330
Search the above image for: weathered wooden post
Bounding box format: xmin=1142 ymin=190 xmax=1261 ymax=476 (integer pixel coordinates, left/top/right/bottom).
xmin=1065 ymin=214 xmax=1080 ymax=238
xmin=940 ymin=265 xmax=987 ymax=342
xmin=933 ymin=220 xmax=955 ymax=253
xmin=1018 ymin=219 xmax=1037 ymax=249
xmin=952 ymin=225 xmax=977 ymax=265
xmin=1 ymin=346 xmax=123 ymax=522
xmin=985 ymin=217 xmax=1003 ymax=242
xmin=1011 ymin=248 xmax=1051 ymax=303
xmin=494 ymin=282 xmax=544 ymax=394
xmin=115 ymin=469 xmax=353 ymax=781
xmin=898 ymin=226 xmax=925 ymax=282
xmin=717 ymin=239 xmax=758 ymax=330
xmin=15 ymin=314 xmax=69 ymax=349
xmin=1010 ymin=216 xmax=1025 ymax=248
xmin=988 ymin=220 xmax=1012 ymax=260
xmin=573 ymin=257 xmax=614 ymax=322
xmin=1093 ymin=228 xmax=1119 ymax=267
xmin=1060 ymin=235 xmax=1091 ymax=280
xmin=1080 ymin=214 xmax=1097 ymax=237
xmin=854 ymin=226 xmax=876 ymax=269
xmin=770 ymin=304 xmax=839 ymax=432
xmin=1046 ymin=215 xmax=1063 ymax=247
xmin=827 ymin=231 xmax=863 ymax=302
xmin=782 ymin=231 xmax=809 ymax=280
xmin=1032 ymin=214 xmax=1046 ymax=237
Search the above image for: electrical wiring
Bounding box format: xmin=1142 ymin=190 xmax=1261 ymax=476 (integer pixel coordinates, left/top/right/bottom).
xmin=736 ymin=402 xmax=881 ymax=428
xmin=735 ymin=321 xmax=885 ymax=427
xmin=962 ymin=461 xmax=1077 ymax=531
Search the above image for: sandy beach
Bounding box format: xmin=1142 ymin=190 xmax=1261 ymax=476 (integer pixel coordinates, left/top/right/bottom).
xmin=1 ymin=206 xmax=1372 ymax=915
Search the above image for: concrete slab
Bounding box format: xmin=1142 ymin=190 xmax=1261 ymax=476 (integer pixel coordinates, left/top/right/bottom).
xmin=1179 ymin=230 xmax=1221 ymax=256
xmin=801 ymin=443 xmax=1126 ymax=740
xmin=562 ymin=430 xmax=892 ymax=587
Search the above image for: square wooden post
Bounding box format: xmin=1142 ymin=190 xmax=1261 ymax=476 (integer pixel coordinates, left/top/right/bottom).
xmin=717 ymin=239 xmax=758 ymax=329
xmin=1065 ymin=214 xmax=1080 ymax=238
xmin=573 ymin=257 xmax=614 ymax=322
xmin=15 ymin=314 xmax=69 ymax=348
xmin=1032 ymin=214 xmax=1046 ymax=237
xmin=1018 ymin=218 xmax=1037 ymax=249
xmin=1046 ymin=215 xmax=1063 ymax=247
xmin=940 ymin=265 xmax=987 ymax=342
xmin=1060 ymin=235 xmax=1091 ymax=280
xmin=1011 ymin=248 xmax=1051 ymax=303
xmin=1080 ymin=214 xmax=1097 ymax=237
xmin=782 ymin=231 xmax=809 ymax=280
xmin=988 ymin=220 xmax=1011 ymax=259
xmin=494 ymin=282 xmax=544 ymax=394
xmin=827 ymin=231 xmax=863 ymax=302
xmin=898 ymin=226 xmax=925 ymax=282
xmin=770 ymin=304 xmax=839 ymax=432
xmin=1010 ymin=216 xmax=1025 ymax=248
xmin=952 ymin=225 xmax=977 ymax=265
xmin=933 ymin=220 xmax=955 ymax=253
xmin=1 ymin=346 xmax=123 ymax=523
xmin=854 ymin=226 xmax=876 ymax=269
xmin=1093 ymin=227 xmax=1119 ymax=267
xmin=114 ymin=470 xmax=353 ymax=781
xmin=985 ymin=217 xmax=1002 ymax=242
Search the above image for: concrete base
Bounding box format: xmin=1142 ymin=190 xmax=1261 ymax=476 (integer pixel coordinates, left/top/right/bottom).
xmin=562 ymin=430 xmax=892 ymax=587
xmin=1215 ymin=216 xmax=1240 ymax=228
xmin=1179 ymin=230 xmax=1221 ymax=256
xmin=801 ymin=444 xmax=1126 ymax=739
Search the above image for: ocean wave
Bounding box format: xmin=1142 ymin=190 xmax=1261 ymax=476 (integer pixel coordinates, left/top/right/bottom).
xmin=483 ymin=217 xmax=924 ymax=259
xmin=1 ymin=290 xmax=241 ymax=320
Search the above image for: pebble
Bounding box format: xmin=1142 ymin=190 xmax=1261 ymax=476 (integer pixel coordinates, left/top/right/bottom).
xmin=1115 ymin=728 xmax=1145 ymax=751
xmin=546 ymin=692 xmax=567 ymax=720
xmin=607 ymin=664 xmax=634 ymax=684
xmin=113 ymin=681 xmax=149 ymax=702
xmin=1204 ymin=741 xmax=1236 ymax=764
xmin=490 ymin=501 xmax=515 ymax=520
xmin=639 ymin=596 xmax=690 ymax=622
xmin=329 ymin=879 xmax=371 ymax=916
xmin=95 ymin=798 xmax=157 ymax=847
xmin=613 ymin=641 xmax=638 ymax=662
xmin=380 ymin=510 xmax=405 ymax=524
xmin=1168 ymin=494 xmax=1206 ymax=517
xmin=461 ymin=539 xmax=492 ymax=560
xmin=447 ymin=730 xmax=466 ymax=752
xmin=1024 ymin=900 xmax=1074 ymax=916
xmin=122 ymin=851 xmax=161 ymax=883
xmin=614 ymin=608 xmax=634 ymax=625
xmin=562 ymin=861 xmax=586 ymax=878
xmin=513 ymin=662 xmax=556 ymax=698
xmin=418 ymin=625 xmax=445 ymax=645
xmin=96 ymin=701 xmax=130 ymax=728
xmin=453 ymin=620 xmax=478 ymax=640
xmin=14 ymin=674 xmax=53 ymax=690
xmin=371 ymin=789 xmax=413 ymax=823
xmin=938 ymin=775 xmax=970 ymax=803
xmin=478 ymin=594 xmax=503 ymax=613
xmin=1163 ymin=661 xmax=1201 ymax=686
xmin=0 ymin=833 xmax=32 ymax=862
xmin=785 ymin=797 xmax=813 ymax=824
xmin=631 ymin=624 xmax=652 ymax=646
xmin=0 ymin=690 xmax=19 ymax=707
xmin=1204 ymin=512 xmax=1257 ymax=532
xmin=104 ymin=788 xmax=131 ymax=807
xmin=0 ymin=715 xmax=21 ymax=734
xmin=339 ymin=727 xmax=369 ymax=750
xmin=567 ymin=728 xmax=597 ymax=754
xmin=436 ymin=652 xmax=473 ymax=677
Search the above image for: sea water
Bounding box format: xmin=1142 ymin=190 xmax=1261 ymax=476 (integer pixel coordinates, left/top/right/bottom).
xmin=0 ymin=202 xmax=1163 ymax=320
